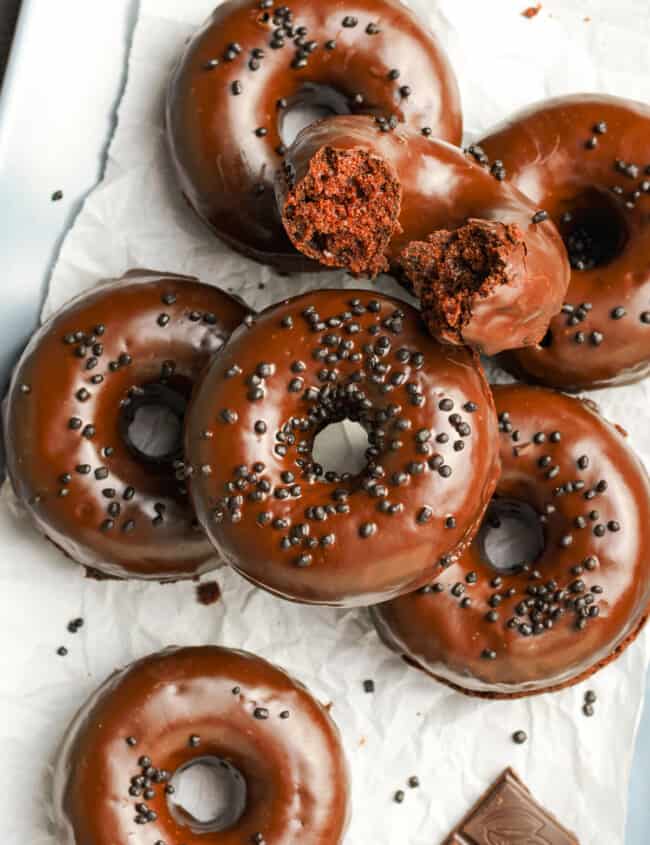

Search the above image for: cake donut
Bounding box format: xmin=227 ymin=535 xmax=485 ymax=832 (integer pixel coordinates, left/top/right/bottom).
xmin=478 ymin=94 xmax=650 ymax=389
xmin=166 ymin=0 xmax=461 ymax=271
xmin=185 ymin=289 xmax=500 ymax=606
xmin=276 ymin=115 xmax=570 ymax=355
xmin=53 ymin=646 xmax=349 ymax=844
xmin=4 ymin=271 xmax=249 ymax=580
xmin=372 ymin=384 xmax=650 ymax=698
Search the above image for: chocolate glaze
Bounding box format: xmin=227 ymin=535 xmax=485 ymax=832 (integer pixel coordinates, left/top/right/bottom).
xmin=53 ymin=646 xmax=349 ymax=845
xmin=185 ymin=289 xmax=499 ymax=606
xmin=166 ymin=0 xmax=461 ymax=272
xmin=479 ymin=94 xmax=650 ymax=389
xmin=276 ymin=115 xmax=570 ymax=355
xmin=372 ymin=385 xmax=650 ymax=697
xmin=4 ymin=271 xmax=249 ymax=580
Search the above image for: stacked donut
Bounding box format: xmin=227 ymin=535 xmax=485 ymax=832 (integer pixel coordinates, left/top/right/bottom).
xmin=4 ymin=1 xmax=650 ymax=842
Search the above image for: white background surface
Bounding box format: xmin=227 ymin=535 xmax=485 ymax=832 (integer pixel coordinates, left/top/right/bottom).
xmin=2 ymin=1 xmax=650 ymax=843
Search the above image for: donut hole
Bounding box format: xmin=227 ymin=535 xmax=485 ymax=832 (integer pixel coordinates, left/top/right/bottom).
xmin=312 ymin=418 xmax=370 ymax=476
xmin=559 ymin=188 xmax=629 ymax=270
xmin=120 ymin=383 xmax=188 ymax=464
xmin=479 ymin=499 xmax=545 ymax=573
xmin=279 ymin=83 xmax=351 ymax=147
xmin=281 ymin=144 xmax=402 ymax=277
xmin=167 ymin=756 xmax=247 ymax=834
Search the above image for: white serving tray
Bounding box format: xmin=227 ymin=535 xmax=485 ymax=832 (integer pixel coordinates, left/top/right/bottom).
xmin=0 ymin=1 xmax=648 ymax=841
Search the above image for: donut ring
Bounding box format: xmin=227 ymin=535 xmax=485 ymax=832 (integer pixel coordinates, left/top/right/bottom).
xmin=4 ymin=271 xmax=249 ymax=580
xmin=185 ymin=289 xmax=499 ymax=606
xmin=372 ymin=385 xmax=650 ymax=698
xmin=479 ymin=94 xmax=650 ymax=389
xmin=276 ymin=115 xmax=570 ymax=354
xmin=53 ymin=646 xmax=349 ymax=844
xmin=166 ymin=0 xmax=461 ymax=271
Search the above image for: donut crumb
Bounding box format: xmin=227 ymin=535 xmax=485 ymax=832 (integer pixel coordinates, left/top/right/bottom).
xmin=398 ymin=220 xmax=525 ymax=345
xmin=196 ymin=580 xmax=221 ymax=605
xmin=281 ymin=146 xmax=402 ymax=277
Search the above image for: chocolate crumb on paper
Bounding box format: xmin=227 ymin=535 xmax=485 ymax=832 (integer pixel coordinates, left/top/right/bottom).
xmin=522 ymin=4 xmax=542 ymax=18
xmin=196 ymin=580 xmax=221 ymax=605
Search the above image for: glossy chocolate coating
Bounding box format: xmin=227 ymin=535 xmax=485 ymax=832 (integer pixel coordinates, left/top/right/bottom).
xmin=166 ymin=0 xmax=461 ymax=271
xmin=276 ymin=115 xmax=570 ymax=355
xmin=372 ymin=385 xmax=650 ymax=697
xmin=185 ymin=289 xmax=499 ymax=606
xmin=53 ymin=646 xmax=349 ymax=845
xmin=479 ymin=94 xmax=650 ymax=389
xmin=4 ymin=271 xmax=250 ymax=580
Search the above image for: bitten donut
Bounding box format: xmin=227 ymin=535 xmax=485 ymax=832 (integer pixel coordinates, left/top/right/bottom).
xmin=53 ymin=646 xmax=349 ymax=844
xmin=185 ymin=290 xmax=500 ymax=606
xmin=372 ymin=385 xmax=650 ymax=698
xmin=166 ymin=0 xmax=461 ymax=271
xmin=4 ymin=271 xmax=249 ymax=580
xmin=276 ymin=115 xmax=570 ymax=354
xmin=479 ymin=94 xmax=650 ymax=389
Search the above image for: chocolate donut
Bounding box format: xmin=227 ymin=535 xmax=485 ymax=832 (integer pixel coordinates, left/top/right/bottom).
xmin=372 ymin=384 xmax=650 ymax=698
xmin=185 ymin=289 xmax=500 ymax=606
xmin=166 ymin=0 xmax=461 ymax=271
xmin=53 ymin=646 xmax=349 ymax=844
xmin=4 ymin=271 xmax=249 ymax=580
xmin=276 ymin=115 xmax=570 ymax=354
xmin=479 ymin=94 xmax=650 ymax=389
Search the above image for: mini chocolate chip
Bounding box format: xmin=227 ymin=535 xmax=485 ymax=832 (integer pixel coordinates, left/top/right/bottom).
xmin=359 ymin=522 xmax=377 ymax=538
xmin=416 ymin=507 xmax=433 ymax=524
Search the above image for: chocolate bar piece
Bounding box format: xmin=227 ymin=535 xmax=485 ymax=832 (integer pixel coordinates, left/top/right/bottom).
xmin=443 ymin=767 xmax=579 ymax=844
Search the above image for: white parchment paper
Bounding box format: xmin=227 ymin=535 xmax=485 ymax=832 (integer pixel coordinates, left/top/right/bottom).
xmin=2 ymin=1 xmax=650 ymax=843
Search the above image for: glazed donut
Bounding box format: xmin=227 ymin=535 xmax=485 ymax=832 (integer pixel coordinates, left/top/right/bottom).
xmin=276 ymin=115 xmax=570 ymax=355
xmin=478 ymin=94 xmax=650 ymax=389
xmin=4 ymin=271 xmax=249 ymax=580
xmin=53 ymin=646 xmax=349 ymax=844
xmin=372 ymin=384 xmax=650 ymax=698
xmin=185 ymin=289 xmax=500 ymax=606
xmin=166 ymin=0 xmax=461 ymax=271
